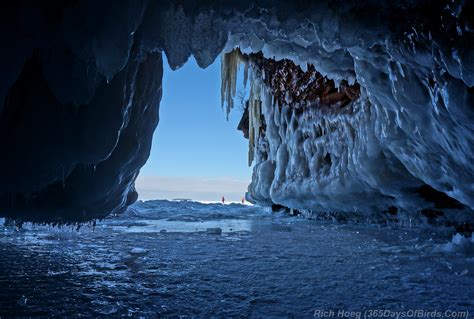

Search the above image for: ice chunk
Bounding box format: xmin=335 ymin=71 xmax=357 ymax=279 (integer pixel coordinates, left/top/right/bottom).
xmin=130 ymin=247 xmax=148 ymax=255
xmin=437 ymin=234 xmax=474 ymax=255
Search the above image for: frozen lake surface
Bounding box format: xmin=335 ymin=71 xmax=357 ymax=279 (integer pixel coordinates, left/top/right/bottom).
xmin=0 ymin=200 xmax=473 ymax=317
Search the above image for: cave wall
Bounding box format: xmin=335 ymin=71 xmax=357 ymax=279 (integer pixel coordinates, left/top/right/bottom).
xmin=0 ymin=1 xmax=473 ymax=224
xmin=0 ymin=1 xmax=162 ymax=222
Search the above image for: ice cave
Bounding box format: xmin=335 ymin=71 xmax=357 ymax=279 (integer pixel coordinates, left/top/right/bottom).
xmin=0 ymin=0 xmax=473 ymax=230
xmin=2 ymin=1 xmax=474 ymax=317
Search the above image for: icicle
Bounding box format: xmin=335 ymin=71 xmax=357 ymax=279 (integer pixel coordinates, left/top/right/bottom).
xmin=243 ymin=62 xmax=249 ymax=88
xmin=248 ymin=104 xmax=255 ymax=167
xmin=220 ymin=49 xmax=263 ymax=166
xmin=248 ymin=71 xmax=263 ymax=166
xmin=221 ymin=49 xmax=244 ymax=120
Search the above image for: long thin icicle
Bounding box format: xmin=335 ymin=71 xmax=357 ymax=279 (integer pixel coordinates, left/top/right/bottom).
xmin=248 ymin=71 xmax=262 ymax=166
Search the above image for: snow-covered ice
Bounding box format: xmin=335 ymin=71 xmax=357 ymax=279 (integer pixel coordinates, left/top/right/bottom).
xmin=0 ymin=200 xmax=472 ymax=316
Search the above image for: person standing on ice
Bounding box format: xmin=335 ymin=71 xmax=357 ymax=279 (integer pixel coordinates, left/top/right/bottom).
xmin=241 ymin=197 xmax=245 ymax=204
xmin=221 ymin=196 xmax=225 ymax=204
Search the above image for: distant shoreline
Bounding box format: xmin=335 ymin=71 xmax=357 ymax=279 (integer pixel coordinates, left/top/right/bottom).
xmin=137 ymin=198 xmax=254 ymax=206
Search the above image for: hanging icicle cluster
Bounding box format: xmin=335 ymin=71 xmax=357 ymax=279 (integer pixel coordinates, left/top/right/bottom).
xmin=221 ymin=49 xmax=245 ymax=119
xmin=222 ymin=48 xmax=363 ymax=166
xmin=221 ymin=48 xmax=263 ymax=166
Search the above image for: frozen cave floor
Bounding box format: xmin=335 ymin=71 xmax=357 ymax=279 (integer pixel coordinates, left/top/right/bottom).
xmin=0 ymin=200 xmax=473 ymax=317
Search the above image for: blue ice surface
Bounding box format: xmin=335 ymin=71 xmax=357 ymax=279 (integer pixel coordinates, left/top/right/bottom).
xmin=0 ymin=200 xmax=473 ymax=317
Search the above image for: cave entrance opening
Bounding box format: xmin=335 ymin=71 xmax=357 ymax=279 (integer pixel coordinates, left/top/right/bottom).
xmin=135 ymin=55 xmax=252 ymax=203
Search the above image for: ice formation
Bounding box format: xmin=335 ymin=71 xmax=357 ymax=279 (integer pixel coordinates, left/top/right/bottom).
xmin=0 ymin=1 xmax=473 ymax=227
xmin=221 ymin=49 xmax=243 ymax=119
xmin=437 ymin=233 xmax=474 ymax=255
xmin=221 ymin=50 xmax=264 ymax=166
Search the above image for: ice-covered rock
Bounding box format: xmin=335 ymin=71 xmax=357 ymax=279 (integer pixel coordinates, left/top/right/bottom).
xmin=437 ymin=234 xmax=474 ymax=255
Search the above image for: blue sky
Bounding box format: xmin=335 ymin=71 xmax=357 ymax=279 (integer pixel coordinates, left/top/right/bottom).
xmin=136 ymin=55 xmax=251 ymax=201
